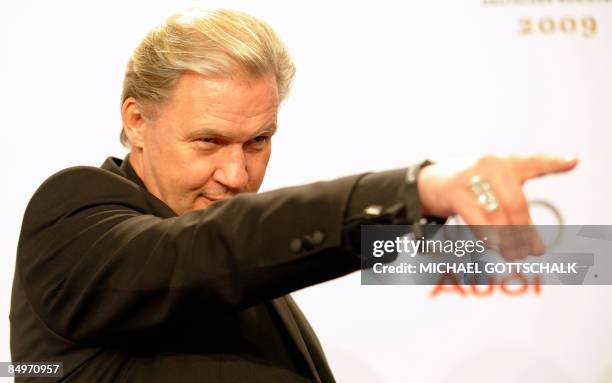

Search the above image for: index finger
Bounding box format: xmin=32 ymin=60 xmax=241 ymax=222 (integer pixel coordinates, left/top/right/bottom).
xmin=511 ymin=154 xmax=578 ymax=182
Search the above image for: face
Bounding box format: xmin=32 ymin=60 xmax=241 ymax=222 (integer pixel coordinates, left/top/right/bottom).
xmin=125 ymin=71 xmax=279 ymax=215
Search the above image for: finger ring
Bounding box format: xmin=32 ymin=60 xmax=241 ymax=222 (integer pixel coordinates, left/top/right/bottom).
xmin=470 ymin=175 xmax=499 ymax=212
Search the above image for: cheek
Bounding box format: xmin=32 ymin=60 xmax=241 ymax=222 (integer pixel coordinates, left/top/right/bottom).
xmin=246 ymin=149 xmax=271 ymax=191
xmin=148 ymin=145 xmax=213 ymax=193
xmin=179 ymin=157 xmax=216 ymax=190
xmin=144 ymin=125 xmax=180 ymax=178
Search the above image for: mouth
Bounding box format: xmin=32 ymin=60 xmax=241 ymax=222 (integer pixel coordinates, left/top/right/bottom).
xmin=198 ymin=195 xmax=224 ymax=204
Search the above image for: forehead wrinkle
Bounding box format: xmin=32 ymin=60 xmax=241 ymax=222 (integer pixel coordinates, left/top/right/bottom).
xmin=182 ymin=74 xmax=278 ymax=115
xmin=193 ymin=103 xmax=277 ymax=125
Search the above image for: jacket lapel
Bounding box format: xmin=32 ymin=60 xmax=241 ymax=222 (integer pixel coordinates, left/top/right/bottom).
xmin=271 ymin=297 xmax=321 ymax=383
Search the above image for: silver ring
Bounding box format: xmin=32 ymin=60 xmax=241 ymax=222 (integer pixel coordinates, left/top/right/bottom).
xmin=470 ymin=175 xmax=499 ymax=212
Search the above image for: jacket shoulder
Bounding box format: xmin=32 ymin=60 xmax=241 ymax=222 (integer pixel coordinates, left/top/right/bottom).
xmin=35 ymin=165 xmax=138 ymax=195
xmin=22 ymin=165 xmax=149 ymax=229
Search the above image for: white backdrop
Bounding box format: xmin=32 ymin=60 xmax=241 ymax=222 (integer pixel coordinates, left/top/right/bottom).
xmin=1 ymin=1 xmax=612 ymax=382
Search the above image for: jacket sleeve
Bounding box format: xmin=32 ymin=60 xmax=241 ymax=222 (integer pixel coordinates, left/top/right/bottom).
xmin=16 ymin=165 xmax=417 ymax=344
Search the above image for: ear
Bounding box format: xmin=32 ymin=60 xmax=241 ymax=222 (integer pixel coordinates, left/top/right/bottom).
xmin=121 ymin=97 xmax=150 ymax=149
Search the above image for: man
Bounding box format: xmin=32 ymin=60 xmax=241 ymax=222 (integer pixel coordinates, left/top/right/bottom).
xmin=10 ymin=8 xmax=577 ymax=382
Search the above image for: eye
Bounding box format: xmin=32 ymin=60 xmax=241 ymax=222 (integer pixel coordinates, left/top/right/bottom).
xmin=196 ymin=137 xmax=221 ymax=148
xmin=248 ymin=135 xmax=270 ymax=150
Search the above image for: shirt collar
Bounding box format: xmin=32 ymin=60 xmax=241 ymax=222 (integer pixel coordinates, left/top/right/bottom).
xmin=119 ymin=153 xmax=146 ymax=189
xmin=100 ymin=154 xmax=146 ymax=190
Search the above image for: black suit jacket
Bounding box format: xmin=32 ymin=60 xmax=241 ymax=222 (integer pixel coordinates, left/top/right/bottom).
xmin=11 ymin=155 xmax=423 ymax=382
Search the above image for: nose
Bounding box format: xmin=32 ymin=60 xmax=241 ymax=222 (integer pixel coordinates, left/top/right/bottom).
xmin=212 ymin=144 xmax=249 ymax=192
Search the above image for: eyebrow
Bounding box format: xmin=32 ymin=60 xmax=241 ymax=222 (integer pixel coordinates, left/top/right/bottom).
xmin=187 ymin=122 xmax=277 ymax=140
xmin=254 ymin=122 xmax=277 ymax=136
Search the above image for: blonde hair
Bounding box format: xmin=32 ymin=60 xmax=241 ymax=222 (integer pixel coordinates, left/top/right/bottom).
xmin=120 ymin=8 xmax=296 ymax=147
